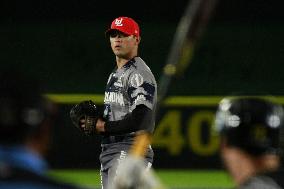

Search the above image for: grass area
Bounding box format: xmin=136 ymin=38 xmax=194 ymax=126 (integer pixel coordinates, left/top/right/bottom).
xmin=155 ymin=169 xmax=233 ymax=188
xmin=49 ymin=169 xmax=101 ymax=187
xmin=49 ymin=169 xmax=234 ymax=188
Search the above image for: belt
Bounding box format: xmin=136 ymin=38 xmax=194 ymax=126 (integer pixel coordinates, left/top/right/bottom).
xmin=101 ymin=135 xmax=134 ymax=144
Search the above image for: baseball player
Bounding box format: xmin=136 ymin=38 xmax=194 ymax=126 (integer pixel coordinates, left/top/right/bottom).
xmin=214 ymin=97 xmax=284 ymax=189
xmin=70 ymin=16 xmax=157 ymax=189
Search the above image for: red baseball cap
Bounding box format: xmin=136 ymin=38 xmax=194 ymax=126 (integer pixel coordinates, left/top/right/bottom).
xmin=105 ymin=17 xmax=140 ymax=37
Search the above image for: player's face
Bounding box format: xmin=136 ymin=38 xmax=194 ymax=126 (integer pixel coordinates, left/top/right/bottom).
xmin=220 ymin=140 xmax=246 ymax=186
xmin=109 ymin=31 xmax=139 ymax=59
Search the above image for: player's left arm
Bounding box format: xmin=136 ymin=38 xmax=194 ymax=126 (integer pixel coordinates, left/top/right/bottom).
xmin=102 ymin=104 xmax=152 ymax=134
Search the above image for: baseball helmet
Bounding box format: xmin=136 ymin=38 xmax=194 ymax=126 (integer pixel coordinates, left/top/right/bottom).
xmin=0 ymin=70 xmax=55 ymax=144
xmin=215 ymin=97 xmax=284 ymax=155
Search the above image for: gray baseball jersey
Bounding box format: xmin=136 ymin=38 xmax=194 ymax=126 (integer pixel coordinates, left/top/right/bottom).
xmin=103 ymin=56 xmax=157 ymax=128
xmin=99 ymin=57 xmax=157 ymax=188
xmin=240 ymin=170 xmax=284 ymax=189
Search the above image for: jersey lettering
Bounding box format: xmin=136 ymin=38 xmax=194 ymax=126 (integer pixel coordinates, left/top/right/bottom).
xmin=104 ymin=92 xmax=125 ymax=106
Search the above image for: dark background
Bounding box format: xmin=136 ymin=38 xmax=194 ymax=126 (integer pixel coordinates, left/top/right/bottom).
xmin=0 ymin=0 xmax=284 ymax=95
xmin=1 ymin=0 xmax=284 ymax=169
xmin=1 ymin=0 xmax=283 ymax=23
xmin=1 ymin=0 xmax=283 ymax=95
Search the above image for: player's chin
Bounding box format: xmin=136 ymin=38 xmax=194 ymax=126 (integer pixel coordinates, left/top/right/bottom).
xmin=114 ymin=52 xmax=128 ymax=59
xmin=113 ymin=49 xmax=121 ymax=56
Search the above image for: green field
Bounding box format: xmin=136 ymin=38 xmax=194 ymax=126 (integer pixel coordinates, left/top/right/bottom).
xmin=49 ymin=169 xmax=234 ymax=189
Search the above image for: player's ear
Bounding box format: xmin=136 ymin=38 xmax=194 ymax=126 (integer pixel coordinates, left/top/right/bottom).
xmin=136 ymin=36 xmax=141 ymax=44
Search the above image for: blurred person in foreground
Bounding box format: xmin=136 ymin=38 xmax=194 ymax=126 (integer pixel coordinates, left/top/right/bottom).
xmin=0 ymin=70 xmax=89 ymax=189
xmin=214 ymin=97 xmax=284 ymax=189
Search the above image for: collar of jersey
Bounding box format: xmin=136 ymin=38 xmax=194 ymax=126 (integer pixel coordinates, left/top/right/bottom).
xmin=121 ymin=56 xmax=137 ymax=69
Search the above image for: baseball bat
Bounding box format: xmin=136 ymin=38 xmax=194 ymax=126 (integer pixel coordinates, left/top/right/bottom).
xmin=129 ymin=130 xmax=152 ymax=157
xmin=130 ymin=0 xmax=219 ymax=157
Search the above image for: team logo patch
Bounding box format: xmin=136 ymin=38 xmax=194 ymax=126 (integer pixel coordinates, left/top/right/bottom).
xmin=130 ymin=74 xmax=143 ymax=88
xmin=134 ymin=94 xmax=146 ymax=105
xmin=114 ymin=18 xmax=123 ymax=26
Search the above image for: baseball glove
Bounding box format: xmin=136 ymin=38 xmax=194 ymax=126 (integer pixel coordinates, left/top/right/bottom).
xmin=70 ymin=100 xmax=98 ymax=136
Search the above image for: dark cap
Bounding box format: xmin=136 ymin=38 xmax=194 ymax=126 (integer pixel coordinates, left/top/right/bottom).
xmin=0 ymin=70 xmax=54 ymax=144
xmin=215 ymin=97 xmax=284 ymax=155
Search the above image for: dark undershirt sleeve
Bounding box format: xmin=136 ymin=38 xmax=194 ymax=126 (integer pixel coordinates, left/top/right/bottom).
xmin=104 ymin=105 xmax=152 ymax=135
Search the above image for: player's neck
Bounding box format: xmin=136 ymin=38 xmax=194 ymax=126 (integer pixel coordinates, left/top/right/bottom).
xmin=116 ymin=56 xmax=136 ymax=69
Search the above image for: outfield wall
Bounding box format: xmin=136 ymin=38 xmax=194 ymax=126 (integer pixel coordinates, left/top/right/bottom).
xmin=47 ymin=94 xmax=284 ymax=169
